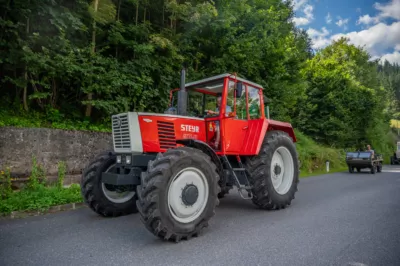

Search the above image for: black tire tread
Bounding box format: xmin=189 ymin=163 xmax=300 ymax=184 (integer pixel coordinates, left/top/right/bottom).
xmin=81 ymin=151 xmax=138 ymax=217
xmin=244 ymin=130 xmax=300 ymax=210
xmin=136 ymin=147 xmax=220 ymax=242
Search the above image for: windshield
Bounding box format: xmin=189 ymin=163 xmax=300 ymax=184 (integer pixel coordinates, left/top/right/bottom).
xmin=166 ymin=79 xmax=225 ymax=118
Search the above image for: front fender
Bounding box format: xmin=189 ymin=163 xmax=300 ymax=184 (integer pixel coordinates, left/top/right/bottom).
xmin=176 ymin=139 xmax=223 ymax=176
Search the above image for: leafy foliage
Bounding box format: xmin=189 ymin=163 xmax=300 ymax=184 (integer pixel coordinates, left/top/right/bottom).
xmin=0 ymin=0 xmax=398 ymax=163
xmin=0 ymin=158 xmax=82 ymax=215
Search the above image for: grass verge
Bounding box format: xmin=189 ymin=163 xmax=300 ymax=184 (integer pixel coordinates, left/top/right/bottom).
xmin=0 ymin=159 xmax=83 ymax=216
xmin=295 ymin=129 xmax=348 ymax=176
xmin=300 ymin=167 xmax=347 ymax=178
xmin=0 ymin=184 xmax=83 ymax=215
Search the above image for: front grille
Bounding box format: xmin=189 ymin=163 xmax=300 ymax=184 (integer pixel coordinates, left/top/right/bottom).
xmin=157 ymin=121 xmax=176 ymax=149
xmin=112 ymin=114 xmax=131 ymax=150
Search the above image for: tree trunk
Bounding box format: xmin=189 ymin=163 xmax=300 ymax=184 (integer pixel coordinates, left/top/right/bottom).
xmin=116 ymin=0 xmax=121 ymax=57
xmin=136 ymin=1 xmax=139 ymax=26
xmin=85 ymin=0 xmax=99 ymax=118
xmin=23 ymin=15 xmax=30 ymax=112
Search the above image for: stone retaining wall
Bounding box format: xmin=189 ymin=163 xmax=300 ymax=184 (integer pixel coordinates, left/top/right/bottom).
xmin=0 ymin=127 xmax=113 ymax=180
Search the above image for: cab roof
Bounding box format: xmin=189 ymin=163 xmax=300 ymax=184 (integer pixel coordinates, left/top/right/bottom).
xmin=185 ymin=73 xmax=264 ymax=90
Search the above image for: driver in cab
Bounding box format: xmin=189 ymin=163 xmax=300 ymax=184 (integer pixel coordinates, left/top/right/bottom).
xmin=207 ymin=95 xmax=231 ymax=117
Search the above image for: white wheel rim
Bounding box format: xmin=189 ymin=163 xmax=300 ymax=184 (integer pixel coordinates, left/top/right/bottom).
xmin=101 ymin=164 xmax=136 ymax=204
xmin=167 ymin=167 xmax=209 ymax=224
xmin=270 ymin=147 xmax=294 ymax=195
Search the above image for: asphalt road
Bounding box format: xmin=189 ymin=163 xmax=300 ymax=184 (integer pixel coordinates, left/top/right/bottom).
xmin=1 ymin=166 xmax=400 ymax=266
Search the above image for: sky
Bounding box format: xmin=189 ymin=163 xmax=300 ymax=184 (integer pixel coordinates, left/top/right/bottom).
xmin=291 ymin=0 xmax=400 ymax=64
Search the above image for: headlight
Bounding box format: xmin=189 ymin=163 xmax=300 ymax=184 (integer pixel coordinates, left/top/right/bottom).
xmin=117 ymin=155 xmax=122 ymax=163
xmin=126 ymin=155 xmax=131 ymax=164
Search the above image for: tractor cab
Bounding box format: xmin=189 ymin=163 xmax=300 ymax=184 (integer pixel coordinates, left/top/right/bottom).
xmin=166 ymin=73 xmax=265 ymax=120
xmin=165 ymin=73 xmax=269 ymax=153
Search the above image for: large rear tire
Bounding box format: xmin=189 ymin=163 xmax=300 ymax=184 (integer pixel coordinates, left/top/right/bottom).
xmin=136 ymin=147 xmax=220 ymax=242
xmin=244 ymin=130 xmax=299 ymax=210
xmin=81 ymin=151 xmax=138 ymax=217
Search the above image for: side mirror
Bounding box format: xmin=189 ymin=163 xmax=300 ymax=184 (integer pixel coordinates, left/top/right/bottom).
xmin=235 ymin=82 xmax=243 ymax=98
xmin=264 ymin=105 xmax=270 ymax=119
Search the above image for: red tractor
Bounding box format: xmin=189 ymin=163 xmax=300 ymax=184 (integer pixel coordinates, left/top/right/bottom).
xmin=81 ymin=69 xmax=300 ymax=242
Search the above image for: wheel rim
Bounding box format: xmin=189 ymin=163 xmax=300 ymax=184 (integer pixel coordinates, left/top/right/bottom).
xmin=270 ymin=147 xmax=294 ymax=195
xmin=167 ymin=167 xmax=209 ymax=224
xmin=101 ymin=164 xmax=136 ymax=204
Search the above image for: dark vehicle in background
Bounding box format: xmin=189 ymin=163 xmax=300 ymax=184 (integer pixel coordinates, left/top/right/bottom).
xmin=346 ymin=151 xmax=383 ymax=174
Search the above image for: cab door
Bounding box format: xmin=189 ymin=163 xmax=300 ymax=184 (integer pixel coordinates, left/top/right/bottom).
xmin=222 ymin=82 xmax=249 ymax=154
xmin=240 ymin=85 xmax=266 ymax=156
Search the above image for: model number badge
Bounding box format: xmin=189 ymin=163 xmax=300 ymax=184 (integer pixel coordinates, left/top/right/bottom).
xmin=181 ymin=124 xmax=199 ymax=133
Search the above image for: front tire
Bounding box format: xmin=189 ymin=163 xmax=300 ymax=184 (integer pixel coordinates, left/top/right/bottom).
xmin=377 ymin=163 xmax=382 ymax=173
xmin=244 ymin=130 xmax=299 ymax=210
xmin=81 ymin=151 xmax=138 ymax=217
xmin=136 ymin=147 xmax=220 ymax=242
xmin=370 ymin=164 xmax=377 ymax=174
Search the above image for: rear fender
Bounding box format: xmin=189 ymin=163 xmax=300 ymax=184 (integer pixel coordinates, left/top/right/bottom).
xmin=241 ymin=119 xmax=297 ymax=156
xmin=266 ymin=119 xmax=297 ymax=142
xmin=176 ymin=139 xmax=223 ymax=177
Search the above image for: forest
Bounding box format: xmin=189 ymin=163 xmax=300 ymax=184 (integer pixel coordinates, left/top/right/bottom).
xmin=1 ymin=0 xmax=400 ymax=165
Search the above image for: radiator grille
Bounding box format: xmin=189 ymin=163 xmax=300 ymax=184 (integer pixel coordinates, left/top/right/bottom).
xmin=157 ymin=121 xmax=176 ymax=149
xmin=112 ymin=114 xmax=131 ymax=150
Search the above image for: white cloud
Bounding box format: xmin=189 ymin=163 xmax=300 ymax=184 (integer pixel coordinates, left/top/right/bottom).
xmin=356 ymin=1 xmax=400 ymax=26
xmin=304 ymin=5 xmax=313 ymax=19
xmin=331 ymin=22 xmax=400 ymax=57
xmin=380 ymin=51 xmax=400 ymax=64
xmin=293 ymin=17 xmax=310 ymax=26
xmin=295 ymin=0 xmax=400 ymax=64
xmin=292 ymin=0 xmax=308 ymax=11
xmin=374 ymin=0 xmax=400 ymax=20
xmin=335 ymin=17 xmax=349 ymax=30
xmin=293 ymin=3 xmax=314 ymax=26
xmin=325 ymin=12 xmax=332 ymax=24
xmin=307 ymin=27 xmax=331 ymax=49
xmin=357 ymin=14 xmax=379 ymax=25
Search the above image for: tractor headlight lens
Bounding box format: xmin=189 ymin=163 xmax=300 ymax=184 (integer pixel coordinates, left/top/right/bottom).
xmin=126 ymin=155 xmax=131 ymax=165
xmin=117 ymin=155 xmax=122 ymax=163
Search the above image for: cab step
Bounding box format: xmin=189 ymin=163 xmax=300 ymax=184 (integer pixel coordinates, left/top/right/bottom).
xmin=221 ymin=156 xmax=253 ymax=200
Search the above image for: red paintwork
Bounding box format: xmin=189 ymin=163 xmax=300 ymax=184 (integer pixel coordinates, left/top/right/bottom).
xmin=140 ymin=75 xmax=296 ymax=156
xmin=266 ymin=119 xmax=297 ymax=142
xmin=138 ymin=115 xmax=207 ymax=153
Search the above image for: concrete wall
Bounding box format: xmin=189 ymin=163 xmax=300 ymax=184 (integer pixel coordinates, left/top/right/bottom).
xmin=0 ymin=127 xmax=113 ymax=180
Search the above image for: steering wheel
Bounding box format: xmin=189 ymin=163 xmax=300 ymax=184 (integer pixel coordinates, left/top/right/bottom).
xmin=204 ymin=109 xmax=215 ymax=117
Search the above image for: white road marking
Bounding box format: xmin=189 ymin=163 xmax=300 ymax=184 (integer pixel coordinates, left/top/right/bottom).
xmin=348 ymin=262 xmax=368 ymax=266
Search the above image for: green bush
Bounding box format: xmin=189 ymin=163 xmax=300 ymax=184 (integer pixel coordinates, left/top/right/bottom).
xmin=0 ymin=158 xmax=83 ymax=215
xmin=0 ymin=184 xmax=82 ymax=215
xmin=0 ymin=109 xmax=111 ymax=132
xmin=295 ymin=129 xmax=347 ymax=174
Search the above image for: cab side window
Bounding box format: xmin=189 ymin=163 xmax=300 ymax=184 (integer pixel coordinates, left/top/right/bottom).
xmin=226 ymin=81 xmax=235 ymax=114
xmin=235 ymin=84 xmax=247 ymax=119
xmin=247 ymin=86 xmax=261 ymax=119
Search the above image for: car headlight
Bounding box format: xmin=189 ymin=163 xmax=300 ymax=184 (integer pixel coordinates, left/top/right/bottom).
xmin=117 ymin=155 xmax=122 ymax=163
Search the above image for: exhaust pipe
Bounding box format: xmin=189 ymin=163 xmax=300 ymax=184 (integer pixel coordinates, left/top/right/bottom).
xmin=177 ymin=66 xmax=187 ymax=116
